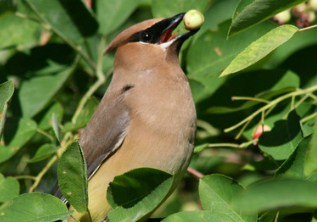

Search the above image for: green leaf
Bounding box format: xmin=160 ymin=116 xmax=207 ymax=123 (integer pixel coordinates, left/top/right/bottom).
xmin=187 ymin=21 xmax=277 ymax=102
xmin=277 ymin=136 xmax=310 ymax=178
xmin=63 ymin=97 xmax=98 ymax=133
xmin=107 ymin=168 xmax=173 ymax=222
xmin=0 ymin=13 xmax=39 ymax=49
xmin=28 ymin=144 xmax=56 ymax=163
xmin=233 ymin=177 xmax=317 ymax=214
xmin=163 ymin=210 xmax=243 ymax=222
xmin=199 ymin=0 xmax=238 ymax=33
xmin=263 ymin=24 xmax=317 ymax=71
xmin=24 ymin=0 xmax=98 ymax=42
xmin=0 ymin=80 xmax=14 ymax=136
xmin=0 ymin=80 xmax=14 ymax=113
xmin=38 ymin=102 xmax=64 ymax=130
xmin=0 ymin=174 xmax=19 ymax=203
xmin=229 ymin=0 xmax=305 ymax=36
xmin=303 ymin=117 xmax=317 ymax=177
xmin=151 ymin=0 xmax=209 ymax=18
xmin=221 ymin=25 xmax=298 ymax=76
xmin=259 ymin=111 xmax=303 ymax=160
xmin=57 ymin=141 xmax=88 ymax=213
xmin=97 ymin=0 xmax=149 ymax=35
xmin=0 ymin=193 xmax=70 ymax=222
xmin=0 ymin=118 xmax=37 ymax=163
xmin=19 ymin=65 xmax=75 ymax=117
xmin=199 ymin=174 xmax=257 ymax=222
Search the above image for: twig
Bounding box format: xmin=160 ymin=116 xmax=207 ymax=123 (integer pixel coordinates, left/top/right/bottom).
xmin=300 ymin=24 xmax=317 ymax=32
xmin=187 ymin=167 xmax=204 ymax=179
xmin=301 ymin=112 xmax=317 ymax=124
xmin=224 ymin=85 xmax=317 ymax=133
xmin=15 ymin=175 xmax=36 ymax=181
xmin=36 ymin=128 xmax=55 ymax=142
xmin=232 ymin=96 xmax=269 ymax=104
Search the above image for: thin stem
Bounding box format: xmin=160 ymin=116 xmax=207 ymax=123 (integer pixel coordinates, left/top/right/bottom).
xmin=291 ymin=95 xmax=295 ymax=110
xmin=308 ymin=93 xmax=317 ymax=103
xmin=36 ymin=128 xmax=55 ymax=142
xmin=300 ymin=24 xmax=317 ymax=32
xmin=232 ymin=96 xmax=269 ymax=104
xmin=235 ymin=118 xmax=252 ymax=139
xmin=207 ymin=143 xmax=241 ymax=148
xmin=301 ymin=112 xmax=317 ymax=124
xmin=196 ymin=119 xmax=220 ymax=136
xmin=15 ymin=175 xmax=36 ymax=181
xmin=29 ymin=156 xmax=58 ymax=192
xmin=194 ymin=139 xmax=257 ymax=154
xmin=187 ymin=167 xmax=204 ymax=179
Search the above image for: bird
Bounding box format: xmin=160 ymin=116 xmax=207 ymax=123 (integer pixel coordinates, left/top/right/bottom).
xmin=69 ymin=12 xmax=198 ymax=222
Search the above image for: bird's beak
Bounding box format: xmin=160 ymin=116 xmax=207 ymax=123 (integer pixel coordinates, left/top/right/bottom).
xmin=151 ymin=13 xmax=199 ymax=49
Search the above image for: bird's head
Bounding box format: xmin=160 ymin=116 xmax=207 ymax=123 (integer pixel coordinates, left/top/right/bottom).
xmin=106 ymin=13 xmax=199 ymax=68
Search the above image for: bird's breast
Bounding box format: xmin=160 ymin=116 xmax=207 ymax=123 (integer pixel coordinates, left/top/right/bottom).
xmin=122 ymin=77 xmax=196 ymax=174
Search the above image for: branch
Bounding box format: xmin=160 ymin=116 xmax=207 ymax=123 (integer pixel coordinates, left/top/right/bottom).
xmin=224 ymin=85 xmax=317 ymax=133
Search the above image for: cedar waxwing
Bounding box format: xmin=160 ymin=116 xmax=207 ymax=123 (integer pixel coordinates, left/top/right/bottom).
xmin=70 ymin=13 xmax=198 ymax=222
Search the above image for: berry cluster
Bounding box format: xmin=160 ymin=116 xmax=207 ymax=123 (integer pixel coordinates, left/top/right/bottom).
xmin=273 ymin=0 xmax=317 ymax=27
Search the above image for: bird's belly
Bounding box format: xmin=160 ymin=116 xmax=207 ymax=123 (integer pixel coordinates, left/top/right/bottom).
xmin=75 ymin=120 xmax=193 ymax=222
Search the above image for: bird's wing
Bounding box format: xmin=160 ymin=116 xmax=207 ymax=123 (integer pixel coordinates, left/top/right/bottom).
xmin=79 ymin=92 xmax=130 ymax=179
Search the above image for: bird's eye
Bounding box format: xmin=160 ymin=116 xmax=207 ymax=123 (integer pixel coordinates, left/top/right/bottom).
xmin=141 ymin=32 xmax=152 ymax=42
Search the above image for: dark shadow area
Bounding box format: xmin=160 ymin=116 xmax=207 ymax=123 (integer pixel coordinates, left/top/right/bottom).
xmin=58 ymin=0 xmax=98 ymax=37
xmin=280 ymin=44 xmax=317 ymax=87
xmin=196 ymin=69 xmax=294 ymax=130
xmin=4 ymin=43 xmax=74 ymax=78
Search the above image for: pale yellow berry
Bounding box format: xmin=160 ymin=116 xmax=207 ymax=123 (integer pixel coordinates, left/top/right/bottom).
xmin=308 ymin=0 xmax=317 ymax=10
xmin=293 ymin=3 xmax=307 ymax=13
xmin=183 ymin=9 xmax=205 ymax=30
xmin=307 ymin=10 xmax=316 ymax=22
xmin=273 ymin=10 xmax=291 ymax=24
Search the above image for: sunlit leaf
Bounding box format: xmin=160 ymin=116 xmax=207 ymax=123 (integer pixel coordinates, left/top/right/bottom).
xmin=0 ymin=193 xmax=70 ymax=222
xmin=187 ymin=21 xmax=277 ymax=102
xmin=163 ymin=210 xmax=242 ymax=222
xmin=0 ymin=13 xmax=39 ymax=49
xmin=199 ymin=174 xmax=257 ymax=222
xmin=221 ymin=25 xmax=298 ymax=76
xmin=233 ymin=177 xmax=317 ymax=214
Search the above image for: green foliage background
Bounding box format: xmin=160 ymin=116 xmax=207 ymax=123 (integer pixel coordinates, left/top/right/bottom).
xmin=1 ymin=0 xmax=317 ymax=221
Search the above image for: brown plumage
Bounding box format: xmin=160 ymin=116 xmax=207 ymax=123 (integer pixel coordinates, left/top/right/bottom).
xmin=69 ymin=13 xmax=198 ymax=222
